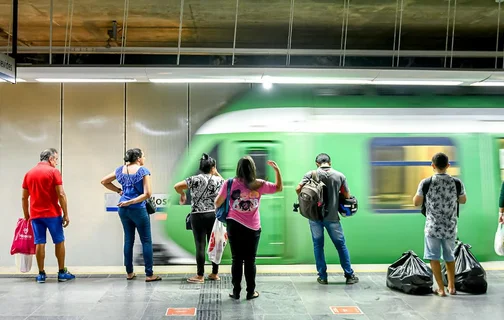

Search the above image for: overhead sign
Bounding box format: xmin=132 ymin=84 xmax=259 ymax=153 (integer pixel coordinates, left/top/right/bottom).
xmin=0 ymin=53 xmax=15 ymax=83
xmin=104 ymin=193 xmax=168 ymax=212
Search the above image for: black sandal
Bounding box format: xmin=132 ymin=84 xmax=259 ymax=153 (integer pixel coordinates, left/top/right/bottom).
xmin=246 ymin=291 xmax=259 ymax=300
xmin=229 ymin=293 xmax=240 ymax=300
xmin=145 ymin=275 xmax=162 ymax=282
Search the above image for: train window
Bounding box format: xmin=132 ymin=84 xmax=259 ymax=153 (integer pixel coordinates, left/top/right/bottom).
xmin=248 ymin=149 xmax=269 ymax=180
xmin=370 ymin=137 xmax=458 ymax=213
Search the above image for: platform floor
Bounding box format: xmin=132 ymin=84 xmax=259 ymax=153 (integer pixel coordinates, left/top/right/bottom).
xmin=0 ymin=270 xmax=503 ymax=320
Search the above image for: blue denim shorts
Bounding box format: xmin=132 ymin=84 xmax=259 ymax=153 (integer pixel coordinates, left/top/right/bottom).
xmin=423 ymin=236 xmax=456 ymax=262
xmin=31 ymin=216 xmax=65 ymax=245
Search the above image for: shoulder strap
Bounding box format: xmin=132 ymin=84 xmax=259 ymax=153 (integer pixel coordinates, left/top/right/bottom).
xmin=453 ymin=177 xmax=462 ymax=218
xmin=225 ymin=178 xmax=233 ymax=201
xmin=422 ymin=176 xmax=432 ymax=196
xmin=453 ymin=178 xmax=461 ymax=195
xmin=311 ymin=170 xmax=319 ymax=182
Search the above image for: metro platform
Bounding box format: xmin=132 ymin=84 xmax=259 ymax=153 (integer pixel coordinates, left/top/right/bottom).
xmin=0 ymin=263 xmax=503 ymax=320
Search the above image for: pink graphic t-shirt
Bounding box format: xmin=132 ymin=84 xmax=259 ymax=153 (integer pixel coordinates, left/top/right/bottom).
xmin=218 ymin=178 xmax=277 ymax=231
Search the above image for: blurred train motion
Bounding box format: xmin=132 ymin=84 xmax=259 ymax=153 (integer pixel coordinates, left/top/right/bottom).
xmin=155 ymin=87 xmax=504 ymax=265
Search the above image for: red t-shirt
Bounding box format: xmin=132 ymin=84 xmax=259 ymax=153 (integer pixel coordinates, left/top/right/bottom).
xmin=22 ymin=162 xmax=63 ymax=219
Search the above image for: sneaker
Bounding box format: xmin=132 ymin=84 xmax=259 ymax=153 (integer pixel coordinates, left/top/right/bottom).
xmin=36 ymin=272 xmax=46 ymax=284
xmin=57 ymin=268 xmax=76 ymax=282
xmin=345 ymin=274 xmax=359 ymax=285
xmin=317 ymin=277 xmax=328 ymax=285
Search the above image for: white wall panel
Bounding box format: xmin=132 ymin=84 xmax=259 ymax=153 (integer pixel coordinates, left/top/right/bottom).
xmin=62 ymin=84 xmax=125 ymax=266
xmin=127 ymin=84 xmax=188 ymax=189
xmin=126 ymin=84 xmax=193 ymax=264
xmin=0 ymin=83 xmax=61 ymax=267
xmin=0 ymin=82 xmax=247 ymax=268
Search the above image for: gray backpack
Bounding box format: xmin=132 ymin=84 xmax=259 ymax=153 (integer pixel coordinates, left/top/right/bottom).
xmin=298 ymin=170 xmax=326 ymax=221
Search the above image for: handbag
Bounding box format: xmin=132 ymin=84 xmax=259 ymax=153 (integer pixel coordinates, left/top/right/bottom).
xmin=125 ymin=166 xmax=156 ymax=215
xmin=216 ymin=178 xmax=234 ymax=223
xmin=186 ymin=175 xmax=214 ymax=230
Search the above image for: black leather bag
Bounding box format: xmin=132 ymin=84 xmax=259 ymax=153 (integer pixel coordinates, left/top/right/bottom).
xmin=185 ymin=214 xmax=192 ymax=230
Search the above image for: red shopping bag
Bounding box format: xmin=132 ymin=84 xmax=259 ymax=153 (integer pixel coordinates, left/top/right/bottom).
xmin=10 ymin=218 xmax=36 ymax=255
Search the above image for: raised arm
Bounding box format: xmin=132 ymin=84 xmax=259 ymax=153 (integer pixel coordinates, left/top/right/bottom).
xmin=267 ymin=160 xmax=283 ymax=192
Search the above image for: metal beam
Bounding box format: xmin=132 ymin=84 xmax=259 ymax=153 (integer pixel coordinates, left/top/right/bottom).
xmin=7 ymin=46 xmax=504 ymax=59
xmin=12 ymin=0 xmax=18 ymax=58
xmin=50 ymin=0 xmax=53 ymax=64
xmin=176 ymin=0 xmax=185 ymax=65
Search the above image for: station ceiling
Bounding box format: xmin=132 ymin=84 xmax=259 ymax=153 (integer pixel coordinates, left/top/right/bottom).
xmin=0 ymin=0 xmax=504 ymax=67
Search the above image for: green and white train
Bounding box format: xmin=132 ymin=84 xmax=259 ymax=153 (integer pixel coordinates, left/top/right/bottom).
xmin=164 ymin=87 xmax=504 ymax=265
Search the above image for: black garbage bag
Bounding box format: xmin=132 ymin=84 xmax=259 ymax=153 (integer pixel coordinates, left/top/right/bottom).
xmin=386 ymin=250 xmax=433 ymax=295
xmin=442 ymin=241 xmax=487 ymax=294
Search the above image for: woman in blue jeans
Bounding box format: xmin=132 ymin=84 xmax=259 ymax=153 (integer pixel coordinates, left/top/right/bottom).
xmin=101 ymin=148 xmax=161 ymax=282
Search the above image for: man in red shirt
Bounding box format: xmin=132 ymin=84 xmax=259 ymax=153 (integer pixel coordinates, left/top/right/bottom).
xmin=22 ymin=148 xmax=75 ymax=283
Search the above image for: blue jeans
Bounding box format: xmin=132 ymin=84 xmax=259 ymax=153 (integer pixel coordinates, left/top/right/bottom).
xmin=309 ymin=219 xmax=354 ymax=280
xmin=118 ymin=207 xmax=153 ymax=276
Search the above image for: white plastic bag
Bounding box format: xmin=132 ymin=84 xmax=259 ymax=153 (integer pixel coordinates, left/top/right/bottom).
xmin=494 ymin=223 xmax=504 ymax=256
xmin=15 ymin=254 xmax=33 ymax=273
xmin=207 ymin=219 xmax=227 ymax=264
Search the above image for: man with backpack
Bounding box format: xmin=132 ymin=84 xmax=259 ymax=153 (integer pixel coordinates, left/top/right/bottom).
xmin=413 ymin=152 xmax=466 ymax=296
xmin=296 ymin=153 xmax=359 ymax=285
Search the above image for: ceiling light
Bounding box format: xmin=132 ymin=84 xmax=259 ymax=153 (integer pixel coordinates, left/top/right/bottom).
xmin=262 ymin=82 xmax=273 ymax=90
xmin=150 ymin=78 xmax=246 ymax=83
xmin=35 ymin=78 xmax=137 ymax=83
xmin=470 ymin=81 xmax=504 ymax=87
xmin=372 ymin=80 xmax=462 ymax=86
xmin=266 ymin=77 xmax=371 ymax=85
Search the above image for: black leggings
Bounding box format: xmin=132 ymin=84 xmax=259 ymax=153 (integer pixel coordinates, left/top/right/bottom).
xmin=226 ymin=219 xmax=261 ymax=296
xmin=190 ymin=212 xmax=219 ymax=276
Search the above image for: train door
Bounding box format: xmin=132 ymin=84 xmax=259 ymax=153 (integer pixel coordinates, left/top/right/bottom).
xmin=232 ymin=141 xmax=285 ymax=258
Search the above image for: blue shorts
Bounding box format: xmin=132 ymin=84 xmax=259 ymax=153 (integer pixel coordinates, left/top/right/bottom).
xmin=31 ymin=217 xmax=65 ymax=245
xmin=423 ymin=236 xmax=456 ymax=262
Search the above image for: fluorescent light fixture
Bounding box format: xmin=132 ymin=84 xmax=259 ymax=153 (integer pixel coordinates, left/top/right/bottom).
xmin=150 ymin=78 xmax=247 ymax=83
xmin=266 ymin=77 xmax=371 ymax=85
xmin=372 ymin=80 xmax=462 ymax=86
xmin=36 ymin=78 xmax=137 ymax=83
xmin=470 ymin=81 xmax=504 ymax=87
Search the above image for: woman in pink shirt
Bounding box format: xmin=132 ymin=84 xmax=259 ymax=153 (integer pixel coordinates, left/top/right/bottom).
xmin=215 ymin=156 xmax=282 ymax=300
